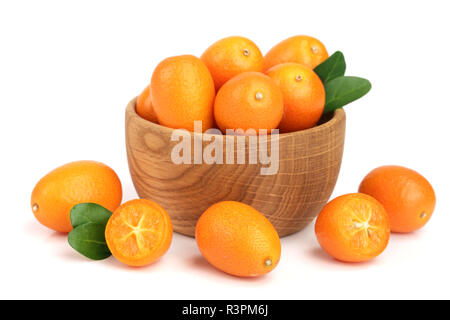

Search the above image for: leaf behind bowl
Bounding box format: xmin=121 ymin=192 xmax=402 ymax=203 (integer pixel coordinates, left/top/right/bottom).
xmin=324 ymin=76 xmax=372 ymax=113
xmin=314 ymin=51 xmax=346 ymax=83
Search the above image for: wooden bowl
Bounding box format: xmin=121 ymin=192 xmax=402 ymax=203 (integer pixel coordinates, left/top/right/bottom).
xmin=125 ymin=97 xmax=345 ymax=237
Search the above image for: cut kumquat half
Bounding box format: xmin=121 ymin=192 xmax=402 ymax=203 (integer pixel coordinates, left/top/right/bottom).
xmin=315 ymin=193 xmax=390 ymax=263
xmin=105 ymin=199 xmax=173 ymax=267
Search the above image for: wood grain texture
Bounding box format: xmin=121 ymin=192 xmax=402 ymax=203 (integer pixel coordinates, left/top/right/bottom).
xmin=125 ymin=97 xmax=346 ymax=237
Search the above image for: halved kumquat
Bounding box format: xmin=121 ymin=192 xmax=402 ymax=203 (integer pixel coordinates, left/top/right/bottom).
xmin=105 ymin=199 xmax=173 ymax=267
xmin=315 ymin=193 xmax=390 ymax=263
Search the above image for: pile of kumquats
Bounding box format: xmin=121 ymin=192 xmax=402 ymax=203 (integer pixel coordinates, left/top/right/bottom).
xmin=31 ymin=35 xmax=436 ymax=277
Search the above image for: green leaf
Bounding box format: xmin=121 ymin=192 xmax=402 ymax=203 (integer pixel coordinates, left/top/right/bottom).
xmin=68 ymin=223 xmax=111 ymax=260
xmin=70 ymin=203 xmax=112 ymax=228
xmin=314 ymin=51 xmax=346 ymax=83
xmin=324 ymin=76 xmax=372 ymax=113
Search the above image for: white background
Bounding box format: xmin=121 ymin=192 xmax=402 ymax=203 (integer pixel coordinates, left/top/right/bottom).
xmin=1 ymin=0 xmax=449 ymax=300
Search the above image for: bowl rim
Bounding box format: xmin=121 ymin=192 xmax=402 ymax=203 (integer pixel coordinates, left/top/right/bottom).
xmin=126 ymin=96 xmax=345 ymax=138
